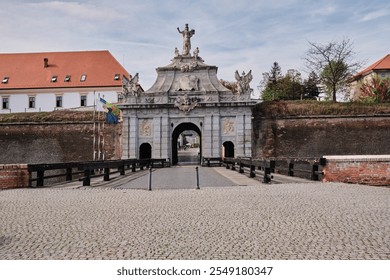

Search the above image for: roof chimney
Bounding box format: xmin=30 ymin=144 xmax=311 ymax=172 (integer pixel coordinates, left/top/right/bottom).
xmin=44 ymin=58 xmax=49 ymax=68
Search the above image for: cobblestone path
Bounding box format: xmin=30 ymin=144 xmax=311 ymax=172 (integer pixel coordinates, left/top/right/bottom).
xmin=0 ymin=167 xmax=389 ymax=260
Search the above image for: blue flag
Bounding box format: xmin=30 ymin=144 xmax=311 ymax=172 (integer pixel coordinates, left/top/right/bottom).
xmin=99 ymin=98 xmax=120 ymax=124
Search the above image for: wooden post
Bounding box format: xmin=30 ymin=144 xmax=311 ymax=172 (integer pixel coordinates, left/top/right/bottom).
xmin=148 ymin=167 xmax=152 ymax=191
xmin=119 ymin=165 xmax=125 ymax=176
xmin=83 ymin=169 xmax=91 ymax=186
xmin=104 ymin=167 xmax=110 ymax=181
xmin=37 ymin=170 xmax=44 ymax=187
xmin=288 ymin=161 xmax=294 ymax=176
xmin=195 ymin=166 xmax=200 ymax=189
xmin=311 ymin=164 xmax=319 ymax=181
xmin=66 ymin=167 xmax=72 ymax=181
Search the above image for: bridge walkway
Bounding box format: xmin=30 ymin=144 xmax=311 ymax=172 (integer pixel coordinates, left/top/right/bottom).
xmin=47 ymin=165 xmax=311 ymax=189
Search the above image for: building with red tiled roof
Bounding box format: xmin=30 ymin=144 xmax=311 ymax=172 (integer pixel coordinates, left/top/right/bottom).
xmin=0 ymin=50 xmax=131 ymax=113
xmin=349 ymin=54 xmax=390 ymax=100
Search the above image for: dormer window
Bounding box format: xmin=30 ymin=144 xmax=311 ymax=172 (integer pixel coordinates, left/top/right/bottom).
xmin=114 ymin=74 xmax=120 ymax=80
xmin=80 ymin=74 xmax=87 ymax=82
xmin=2 ymin=77 xmax=9 ymax=84
xmin=64 ymin=75 xmax=71 ymax=82
xmin=51 ymin=76 xmax=58 ymax=82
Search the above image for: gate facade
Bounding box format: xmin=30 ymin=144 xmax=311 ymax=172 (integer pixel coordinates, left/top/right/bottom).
xmin=119 ymin=24 xmax=256 ymax=164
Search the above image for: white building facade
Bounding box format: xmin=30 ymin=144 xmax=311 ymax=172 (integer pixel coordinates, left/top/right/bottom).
xmin=0 ymin=51 xmax=130 ymax=113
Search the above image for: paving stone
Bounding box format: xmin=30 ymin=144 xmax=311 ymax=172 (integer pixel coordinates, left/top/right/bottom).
xmin=0 ymin=167 xmax=389 ymax=260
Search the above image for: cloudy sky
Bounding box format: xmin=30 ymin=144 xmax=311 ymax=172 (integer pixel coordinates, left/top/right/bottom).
xmin=1 ymin=0 xmax=389 ymax=95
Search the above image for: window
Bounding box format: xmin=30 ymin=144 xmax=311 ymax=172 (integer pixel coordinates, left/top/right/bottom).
xmin=80 ymin=95 xmax=87 ymax=107
xmin=51 ymin=76 xmax=58 ymax=82
xmin=2 ymin=97 xmax=9 ymax=109
xmin=114 ymin=74 xmax=120 ymax=80
xmin=80 ymin=74 xmax=87 ymax=82
xmin=56 ymin=96 xmax=62 ymax=108
xmin=64 ymin=75 xmax=71 ymax=82
xmin=2 ymin=77 xmax=9 ymax=84
xmin=29 ymin=96 xmax=36 ymax=108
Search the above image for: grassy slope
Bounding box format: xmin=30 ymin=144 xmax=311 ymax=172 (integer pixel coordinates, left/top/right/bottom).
xmin=0 ymin=110 xmax=106 ymax=123
xmin=254 ymin=101 xmax=390 ymax=118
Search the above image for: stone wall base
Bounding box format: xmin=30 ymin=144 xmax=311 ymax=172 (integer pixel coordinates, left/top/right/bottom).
xmin=323 ymin=155 xmax=390 ymax=186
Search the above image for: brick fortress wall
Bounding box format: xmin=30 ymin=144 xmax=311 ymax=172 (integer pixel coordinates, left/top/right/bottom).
xmin=252 ymin=114 xmax=390 ymax=158
xmin=0 ymin=120 xmax=122 ymax=165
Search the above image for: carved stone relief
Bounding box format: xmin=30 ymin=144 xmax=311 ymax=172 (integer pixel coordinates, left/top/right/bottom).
xmin=176 ymin=75 xmax=199 ymax=91
xmin=144 ymin=97 xmax=154 ymax=103
xmin=222 ymin=118 xmax=235 ymax=135
xmin=174 ymin=95 xmax=198 ymax=112
xmin=139 ymin=119 xmax=152 ymax=137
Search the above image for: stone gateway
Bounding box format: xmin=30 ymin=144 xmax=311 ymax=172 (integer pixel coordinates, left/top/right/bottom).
xmin=119 ymin=25 xmax=256 ymax=164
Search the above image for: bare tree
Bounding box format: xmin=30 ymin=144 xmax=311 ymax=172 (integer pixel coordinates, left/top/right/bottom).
xmin=304 ymin=38 xmax=364 ymax=101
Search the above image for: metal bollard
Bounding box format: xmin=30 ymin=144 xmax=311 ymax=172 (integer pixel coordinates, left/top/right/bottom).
xmin=148 ymin=167 xmax=152 ymax=191
xmin=195 ymin=166 xmax=200 ymax=189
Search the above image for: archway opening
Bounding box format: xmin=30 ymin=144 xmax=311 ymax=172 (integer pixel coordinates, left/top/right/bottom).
xmin=172 ymin=122 xmax=201 ymax=165
xmin=139 ymin=143 xmax=152 ymax=159
xmin=223 ymin=141 xmax=235 ymax=159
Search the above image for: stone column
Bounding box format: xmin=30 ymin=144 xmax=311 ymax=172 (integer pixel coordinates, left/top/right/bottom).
xmin=128 ymin=115 xmax=138 ymax=158
xmin=161 ymin=115 xmax=170 ymax=159
xmin=202 ymin=115 xmax=212 ymax=157
xmin=121 ymin=116 xmax=130 ymax=159
xmin=244 ymin=113 xmax=252 ymax=157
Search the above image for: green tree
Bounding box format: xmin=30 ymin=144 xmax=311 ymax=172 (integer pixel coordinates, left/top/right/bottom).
xmin=260 ymin=63 xmax=305 ymax=101
xmin=260 ymin=62 xmax=283 ymax=100
xmin=302 ymin=71 xmax=320 ymax=100
xmin=304 ymin=38 xmax=363 ymax=101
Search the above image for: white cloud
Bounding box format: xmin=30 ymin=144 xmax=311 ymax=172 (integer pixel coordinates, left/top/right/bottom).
xmin=360 ymin=9 xmax=390 ymax=22
xmin=26 ymin=1 xmax=125 ymax=21
xmin=1 ymin=0 xmax=389 ymax=93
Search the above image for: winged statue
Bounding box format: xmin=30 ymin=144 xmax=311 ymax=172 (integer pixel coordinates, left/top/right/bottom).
xmin=123 ymin=73 xmax=140 ymax=97
xmin=235 ymin=70 xmax=253 ymax=95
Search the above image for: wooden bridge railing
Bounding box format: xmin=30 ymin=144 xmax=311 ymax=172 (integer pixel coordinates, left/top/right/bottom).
xmin=273 ymin=157 xmax=326 ymax=181
xmin=201 ymin=157 xmax=223 ymax=167
xmin=223 ymin=157 xmax=275 ymax=183
xmin=28 ymin=158 xmax=169 ymax=187
xmin=222 ymin=157 xmax=326 ymax=183
xmin=28 ymin=162 xmax=82 ymax=187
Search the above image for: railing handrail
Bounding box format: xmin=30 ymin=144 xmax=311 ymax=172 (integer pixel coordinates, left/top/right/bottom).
xmin=28 ymin=161 xmax=81 ymax=172
xmin=223 ymin=157 xmax=325 ymax=183
xmin=28 ymin=158 xmax=169 ymax=187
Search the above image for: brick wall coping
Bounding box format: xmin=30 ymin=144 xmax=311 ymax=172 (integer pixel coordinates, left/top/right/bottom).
xmin=323 ymin=155 xmax=390 ymax=162
xmin=0 ymin=164 xmax=28 ymax=169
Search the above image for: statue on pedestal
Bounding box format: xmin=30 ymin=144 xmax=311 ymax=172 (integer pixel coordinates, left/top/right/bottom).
xmin=123 ymin=73 xmax=140 ymax=97
xmin=177 ymin=24 xmax=195 ymax=56
xmin=235 ymin=70 xmax=253 ymax=95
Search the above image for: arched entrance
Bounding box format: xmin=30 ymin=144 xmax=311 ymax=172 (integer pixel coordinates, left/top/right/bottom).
xmin=172 ymin=122 xmax=201 ymax=165
xmin=223 ymin=141 xmax=235 ymax=158
xmin=139 ymin=143 xmax=152 ymax=159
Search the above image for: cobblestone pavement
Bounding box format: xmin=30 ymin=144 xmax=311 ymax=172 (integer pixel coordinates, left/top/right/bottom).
xmin=0 ymin=167 xmax=389 ymax=260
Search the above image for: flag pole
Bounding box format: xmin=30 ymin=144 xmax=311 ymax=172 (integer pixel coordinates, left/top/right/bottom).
xmin=93 ymin=91 xmax=96 ymax=161
xmin=97 ymin=93 xmax=101 ymax=160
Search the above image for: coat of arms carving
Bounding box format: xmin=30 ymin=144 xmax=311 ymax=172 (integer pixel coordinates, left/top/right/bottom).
xmin=174 ymin=95 xmax=198 ymax=112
